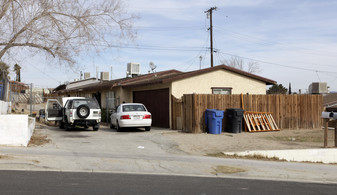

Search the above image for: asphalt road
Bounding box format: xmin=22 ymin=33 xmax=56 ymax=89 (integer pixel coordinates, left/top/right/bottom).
xmin=1 ymin=170 xmax=336 ymax=195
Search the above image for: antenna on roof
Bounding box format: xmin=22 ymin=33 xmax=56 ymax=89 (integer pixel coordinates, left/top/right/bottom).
xmin=149 ymin=62 xmax=157 ymax=73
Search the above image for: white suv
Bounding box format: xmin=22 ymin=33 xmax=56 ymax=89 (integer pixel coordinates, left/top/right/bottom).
xmin=46 ymin=97 xmax=101 ymax=131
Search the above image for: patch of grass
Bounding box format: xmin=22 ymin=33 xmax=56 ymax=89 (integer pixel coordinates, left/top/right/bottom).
xmin=211 ymin=165 xmax=246 ymax=175
xmin=28 ymin=134 xmax=51 ymax=147
xmin=207 ymin=152 xmax=285 ymax=162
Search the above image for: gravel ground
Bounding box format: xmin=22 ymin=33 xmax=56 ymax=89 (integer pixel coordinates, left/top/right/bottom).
xmin=162 ymin=128 xmax=336 ymax=156
xmin=29 ymin=122 xmax=336 ymax=157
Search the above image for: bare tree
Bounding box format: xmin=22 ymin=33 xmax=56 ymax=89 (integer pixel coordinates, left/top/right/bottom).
xmin=223 ymin=56 xmax=261 ymax=74
xmin=0 ymin=0 xmax=136 ymax=68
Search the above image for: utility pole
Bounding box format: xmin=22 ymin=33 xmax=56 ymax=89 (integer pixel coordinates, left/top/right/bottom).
xmin=205 ymin=7 xmax=217 ymax=67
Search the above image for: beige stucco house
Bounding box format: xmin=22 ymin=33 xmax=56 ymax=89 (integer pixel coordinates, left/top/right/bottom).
xmin=52 ymin=65 xmax=276 ymax=128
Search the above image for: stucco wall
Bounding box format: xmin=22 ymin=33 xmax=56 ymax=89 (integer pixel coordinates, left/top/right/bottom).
xmin=171 ymin=69 xmax=267 ymax=98
xmin=0 ymin=115 xmax=35 ymax=147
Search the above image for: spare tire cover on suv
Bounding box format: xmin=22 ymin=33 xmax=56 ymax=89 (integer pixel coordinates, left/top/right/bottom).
xmin=77 ymin=104 xmax=90 ymax=118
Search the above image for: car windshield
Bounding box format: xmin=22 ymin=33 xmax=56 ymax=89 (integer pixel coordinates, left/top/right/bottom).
xmin=122 ymin=105 xmax=146 ymax=112
xmin=73 ymin=99 xmax=100 ymax=109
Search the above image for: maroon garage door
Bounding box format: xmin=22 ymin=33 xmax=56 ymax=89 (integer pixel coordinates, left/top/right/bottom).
xmin=133 ymin=88 xmax=169 ymax=128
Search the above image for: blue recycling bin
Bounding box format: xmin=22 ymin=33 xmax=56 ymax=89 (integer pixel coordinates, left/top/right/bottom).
xmin=205 ymin=109 xmax=224 ymax=134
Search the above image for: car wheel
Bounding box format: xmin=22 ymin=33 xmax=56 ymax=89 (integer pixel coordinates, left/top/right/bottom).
xmin=64 ymin=117 xmax=71 ymax=131
xmin=65 ymin=123 xmax=71 ymax=131
xmin=59 ymin=121 xmax=64 ymax=129
xmin=116 ymin=121 xmax=122 ymax=132
xmin=77 ymin=105 xmax=90 ymax=119
xmin=93 ymin=125 xmax=99 ymax=131
xmin=145 ymin=127 xmax=151 ymax=131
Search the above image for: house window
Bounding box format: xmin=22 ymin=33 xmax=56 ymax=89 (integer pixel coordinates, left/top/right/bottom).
xmin=212 ymin=87 xmax=232 ymax=95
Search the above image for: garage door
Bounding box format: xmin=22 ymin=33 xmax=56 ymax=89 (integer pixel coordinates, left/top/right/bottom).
xmin=133 ymin=88 xmax=169 ymax=128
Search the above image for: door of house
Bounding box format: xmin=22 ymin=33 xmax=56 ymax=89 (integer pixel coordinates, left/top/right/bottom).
xmin=133 ymin=88 xmax=169 ymax=128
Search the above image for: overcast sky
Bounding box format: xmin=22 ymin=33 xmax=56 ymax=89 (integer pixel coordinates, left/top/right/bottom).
xmin=12 ymin=0 xmax=337 ymax=92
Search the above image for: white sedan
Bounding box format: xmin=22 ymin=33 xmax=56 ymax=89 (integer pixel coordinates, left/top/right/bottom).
xmin=110 ymin=103 xmax=152 ymax=131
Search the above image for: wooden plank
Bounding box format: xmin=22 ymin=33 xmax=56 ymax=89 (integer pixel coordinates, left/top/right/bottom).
xmin=257 ymin=114 xmax=266 ymax=130
xmin=266 ymin=114 xmax=275 ymax=130
xmin=270 ymin=113 xmax=279 ymax=130
xmin=253 ymin=114 xmax=261 ymax=130
xmin=293 ymin=95 xmax=298 ymax=129
xmin=192 ymin=94 xmax=198 ymax=133
xmin=243 ymin=114 xmax=251 ymax=132
xmin=248 ymin=114 xmax=256 ymax=131
xmin=261 ymin=114 xmax=271 ymax=130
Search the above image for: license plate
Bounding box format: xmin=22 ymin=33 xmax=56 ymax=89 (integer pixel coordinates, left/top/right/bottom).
xmin=133 ymin=115 xmax=141 ymax=119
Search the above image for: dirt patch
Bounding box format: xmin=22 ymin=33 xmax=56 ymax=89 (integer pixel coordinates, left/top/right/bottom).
xmin=32 ymin=160 xmax=40 ymax=163
xmin=164 ymin=129 xmax=334 ymax=156
xmin=262 ymin=130 xmax=327 ymax=143
xmin=211 ymin=165 xmax=246 ymax=175
xmin=0 ymin=155 xmax=12 ymax=160
xmin=28 ymin=129 xmax=51 ymax=147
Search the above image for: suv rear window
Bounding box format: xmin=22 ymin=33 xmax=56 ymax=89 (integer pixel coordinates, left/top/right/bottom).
xmin=72 ymin=99 xmax=100 ymax=109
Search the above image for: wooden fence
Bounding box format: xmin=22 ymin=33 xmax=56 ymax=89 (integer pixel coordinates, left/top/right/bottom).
xmin=172 ymin=94 xmax=323 ymax=133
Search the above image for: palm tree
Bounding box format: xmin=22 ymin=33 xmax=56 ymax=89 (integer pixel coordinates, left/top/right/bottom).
xmin=14 ymin=64 xmax=21 ymax=82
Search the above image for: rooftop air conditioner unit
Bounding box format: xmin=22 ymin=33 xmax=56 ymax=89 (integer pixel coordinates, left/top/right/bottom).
xmin=127 ymin=63 xmax=140 ymax=77
xmin=308 ymin=82 xmax=328 ymax=94
xmin=101 ymin=72 xmax=109 ymax=81
xmin=84 ymin=72 xmax=90 ymax=79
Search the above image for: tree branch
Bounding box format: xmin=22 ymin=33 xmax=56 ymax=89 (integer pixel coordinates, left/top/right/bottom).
xmin=0 ymin=42 xmax=55 ymax=57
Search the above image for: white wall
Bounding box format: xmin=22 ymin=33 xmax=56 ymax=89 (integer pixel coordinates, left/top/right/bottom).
xmin=0 ymin=100 xmax=10 ymax=115
xmin=0 ymin=115 xmax=35 ymax=147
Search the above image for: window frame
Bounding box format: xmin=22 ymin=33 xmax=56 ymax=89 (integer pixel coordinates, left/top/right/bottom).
xmin=211 ymin=87 xmax=232 ymax=95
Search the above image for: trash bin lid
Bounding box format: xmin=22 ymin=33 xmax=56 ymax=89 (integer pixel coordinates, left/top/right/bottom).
xmin=215 ymin=110 xmax=224 ymax=117
xmin=226 ymin=108 xmax=244 ymax=116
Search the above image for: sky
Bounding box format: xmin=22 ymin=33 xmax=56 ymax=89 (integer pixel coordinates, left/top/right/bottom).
xmin=8 ymin=0 xmax=337 ymax=93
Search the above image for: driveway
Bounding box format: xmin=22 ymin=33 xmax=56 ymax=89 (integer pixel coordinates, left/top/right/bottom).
xmin=1 ymin=122 xmax=337 ymax=183
xmin=33 ymin=123 xmax=185 ymax=156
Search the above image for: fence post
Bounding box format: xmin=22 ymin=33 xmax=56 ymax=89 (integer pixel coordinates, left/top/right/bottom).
xmin=324 ymin=119 xmax=328 ymax=148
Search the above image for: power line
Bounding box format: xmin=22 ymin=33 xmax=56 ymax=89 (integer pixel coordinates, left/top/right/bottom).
xmin=214 ymin=26 xmax=337 ymax=59
xmin=217 ymin=51 xmax=337 ymax=74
